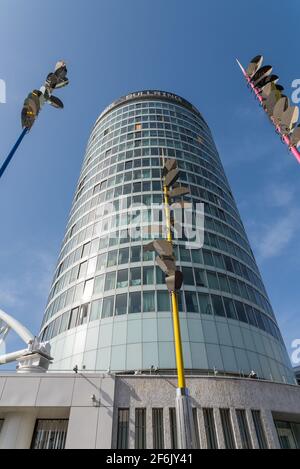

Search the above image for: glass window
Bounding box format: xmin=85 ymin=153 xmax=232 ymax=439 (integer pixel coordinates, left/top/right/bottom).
xmin=59 ymin=311 xmax=70 ymax=333
xmin=182 ymin=267 xmax=194 ymax=286
xmin=155 ymin=267 xmax=164 ymax=284
xmin=143 ymin=248 xmax=154 ymax=261
xmin=69 ymin=307 xmax=79 ymax=329
xmin=169 ymin=408 xmax=178 ymax=449
xmin=179 ymin=246 xmax=191 ymax=262
xmin=93 ymin=274 xmax=104 ymax=294
xmin=143 ymin=266 xmax=154 ymax=285
xmin=275 ymin=421 xmax=299 ymax=449
xmin=185 ymin=291 xmax=198 ymax=313
xmin=117 ymin=409 xmax=129 ymax=449
xmin=152 ymin=409 xmax=164 ymax=449
xmin=87 ymin=257 xmax=97 ymax=276
xmin=117 ymin=269 xmax=128 ymax=288
xmin=70 ymin=265 xmax=79 ymax=282
xmin=81 ymin=242 xmax=90 ymax=258
xmin=129 ymin=292 xmax=141 ymax=314
xmin=224 ymin=256 xmax=234 ymax=273
xmin=252 ymin=410 xmax=268 ymax=449
xmin=130 ymin=267 xmax=141 ymax=286
xmin=78 ymin=304 xmax=89 ymax=325
xmin=245 ymin=305 xmax=257 ymax=327
xmin=78 ymin=261 xmax=87 ymax=279
xmin=194 ymin=268 xmax=205 ymax=286
xmin=213 ymin=252 xmax=225 ymax=269
xmin=65 ymin=286 xmax=75 ymax=306
xmin=90 ymin=238 xmax=100 ymax=255
xmin=207 ymin=271 xmax=219 ymax=290
xmin=236 ymin=410 xmax=252 ymax=449
xmin=119 ymin=247 xmax=129 ymax=265
xmin=203 ymin=408 xmax=218 ymax=449
xmin=104 ymin=271 xmax=116 ymax=291
xmin=229 ymin=278 xmax=240 ymax=296
xmin=223 ymin=297 xmax=237 ymax=320
xmin=115 ymin=294 xmax=127 ymax=316
xmin=130 ymin=245 xmax=141 ymax=262
xmin=198 ymin=293 xmax=212 ymax=315
xmin=203 ymin=250 xmax=214 ymax=266
xmin=82 ymin=279 xmax=94 ymax=300
xmin=157 ymin=291 xmax=170 ymax=312
xmin=143 ymin=291 xmax=155 ymax=312
xmin=96 ymin=253 xmax=107 ymax=271
xmin=99 ymin=236 xmax=108 ymax=250
xmin=135 ymin=408 xmax=146 ymax=449
xmin=218 ymin=274 xmax=230 ymax=293
xmin=193 ymin=408 xmax=201 ymax=449
xmin=102 ymin=296 xmax=114 ymax=318
xmin=90 ymin=299 xmax=102 ymax=321
xmin=234 ymin=301 xmax=248 ymax=324
xmin=220 ymin=409 xmax=235 ymax=449
xmin=107 ymin=250 xmax=118 ymax=267
xmin=31 ymin=419 xmax=69 ymax=449
xmin=211 ymin=295 xmax=226 ymax=317
xmin=191 ymin=249 xmax=203 ymax=264
xmin=74 ymin=282 xmax=84 ymax=302
xmin=133 ymin=182 xmax=141 ymax=193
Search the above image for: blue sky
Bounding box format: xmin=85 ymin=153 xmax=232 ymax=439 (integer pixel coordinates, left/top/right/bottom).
xmin=0 ymin=0 xmax=299 ymax=367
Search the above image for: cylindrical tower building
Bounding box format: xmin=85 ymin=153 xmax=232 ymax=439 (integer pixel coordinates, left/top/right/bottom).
xmin=39 ymin=90 xmax=294 ymax=384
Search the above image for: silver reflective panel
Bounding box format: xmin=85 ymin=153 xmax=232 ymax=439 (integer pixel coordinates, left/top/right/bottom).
xmin=263 ymin=89 xmax=283 ymax=116
xmin=279 ymin=106 xmax=299 ymax=135
xmin=290 ymin=125 xmax=300 ymax=147
xmin=251 ymin=66 xmax=273 ymax=87
xmin=272 ymin=96 xmax=289 ymax=124
xmin=246 ymin=55 xmax=263 ymax=77
xmin=256 ymin=74 xmax=279 ymax=90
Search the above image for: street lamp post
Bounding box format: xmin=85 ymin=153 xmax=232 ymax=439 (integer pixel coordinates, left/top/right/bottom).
xmin=0 ymin=61 xmax=69 ymax=181
xmin=144 ymin=155 xmax=196 ymax=449
xmin=162 ymin=164 xmax=196 ymax=450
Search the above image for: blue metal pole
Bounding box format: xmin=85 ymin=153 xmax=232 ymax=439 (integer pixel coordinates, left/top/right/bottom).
xmin=0 ymin=128 xmax=28 ymax=180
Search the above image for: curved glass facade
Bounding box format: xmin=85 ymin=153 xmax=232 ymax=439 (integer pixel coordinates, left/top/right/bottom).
xmin=39 ymin=90 xmax=294 ymax=383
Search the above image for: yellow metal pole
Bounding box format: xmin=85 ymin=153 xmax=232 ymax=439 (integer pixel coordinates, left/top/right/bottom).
xmin=163 ymin=183 xmax=186 ymax=390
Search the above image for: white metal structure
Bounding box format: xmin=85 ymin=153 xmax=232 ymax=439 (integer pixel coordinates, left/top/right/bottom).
xmin=0 ymin=309 xmax=51 ymax=371
xmin=0 ymin=308 xmax=33 ymax=364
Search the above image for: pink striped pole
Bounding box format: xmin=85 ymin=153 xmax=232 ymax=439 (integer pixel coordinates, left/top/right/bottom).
xmin=236 ymin=59 xmax=300 ymax=165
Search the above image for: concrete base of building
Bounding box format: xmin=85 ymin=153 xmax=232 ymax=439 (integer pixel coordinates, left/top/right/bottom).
xmin=0 ymin=372 xmax=299 ymax=449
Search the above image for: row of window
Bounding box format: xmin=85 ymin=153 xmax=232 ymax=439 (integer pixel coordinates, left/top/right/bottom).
xmin=31 ymin=419 xmax=69 ymax=450
xmin=86 ymin=132 xmax=217 ymax=173
xmin=89 ymin=115 xmax=217 ymax=170
xmin=71 ymin=168 xmax=241 ymax=246
xmin=55 ymin=221 xmax=257 ymax=305
xmin=41 ymin=290 xmax=281 ymax=344
xmin=79 ymin=137 xmax=227 ymax=215
xmin=89 ymin=105 xmax=211 ymax=157
xmin=94 ymin=100 xmax=207 ymax=134
xmin=62 ymin=214 xmax=251 ymax=290
xmin=47 ymin=243 xmax=270 ymax=321
xmin=57 ymin=203 xmax=259 ymax=297
xmin=63 ymin=200 xmax=251 ymax=282
xmin=116 ymin=407 xmax=268 ymax=449
xmin=79 ymin=144 xmax=228 ymax=221
xmin=20 ymin=414 xmax=300 ymax=449
xmin=67 ymin=144 xmax=235 ymax=247
xmin=74 ymin=147 xmax=234 ymax=229
xmin=68 ymin=165 xmax=244 ymax=246
xmin=94 ymin=101 xmax=206 ymax=134
xmin=78 ymin=143 xmax=222 ymax=220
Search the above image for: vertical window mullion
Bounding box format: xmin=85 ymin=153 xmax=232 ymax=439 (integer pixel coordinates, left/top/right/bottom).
xmin=236 ymin=410 xmax=252 ymax=449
